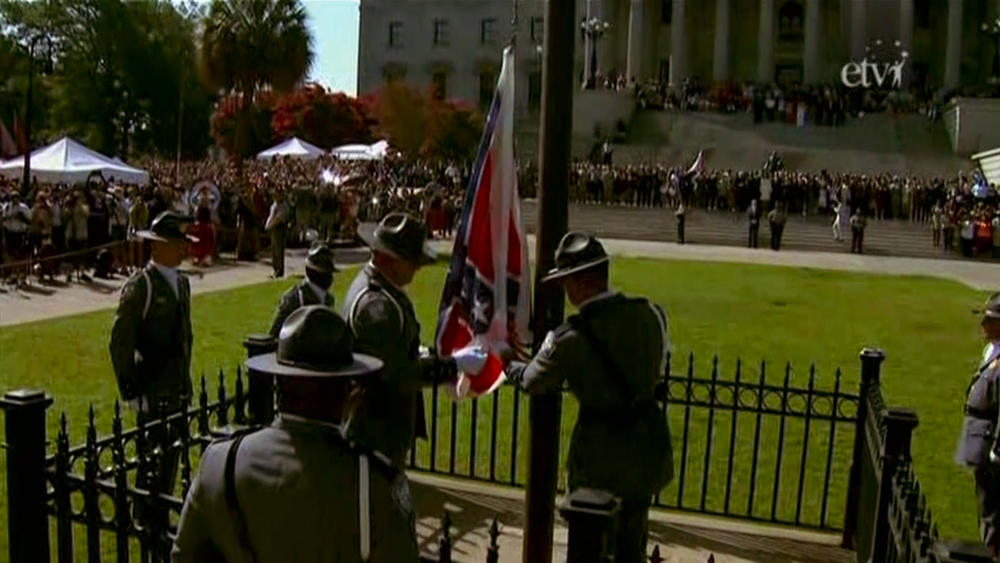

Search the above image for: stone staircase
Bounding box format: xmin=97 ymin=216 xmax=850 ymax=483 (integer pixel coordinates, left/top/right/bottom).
xmin=520 ymin=201 xmax=969 ymax=260
xmin=613 ymin=110 xmax=967 ymax=176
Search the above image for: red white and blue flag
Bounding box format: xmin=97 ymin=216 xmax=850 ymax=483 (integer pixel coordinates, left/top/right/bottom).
xmin=435 ymin=46 xmax=532 ymax=397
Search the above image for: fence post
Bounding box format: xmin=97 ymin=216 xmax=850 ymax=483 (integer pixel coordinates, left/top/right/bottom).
xmin=842 ymin=347 xmax=884 ymax=548
xmin=559 ymin=488 xmax=621 ymax=562
xmin=0 ymin=389 xmax=54 ymax=563
xmin=243 ymin=334 xmax=276 ymax=425
xmin=870 ymin=408 xmax=919 ymax=563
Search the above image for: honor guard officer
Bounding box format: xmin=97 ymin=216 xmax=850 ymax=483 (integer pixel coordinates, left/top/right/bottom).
xmin=109 ymin=211 xmax=198 ymax=509
xmin=268 ymin=243 xmax=338 ymax=338
xmin=504 ymin=232 xmax=674 ymax=563
xmin=957 ymin=292 xmax=1000 ymax=557
xmin=343 ymin=213 xmax=483 ymax=469
xmin=172 ymin=306 xmax=419 ymax=562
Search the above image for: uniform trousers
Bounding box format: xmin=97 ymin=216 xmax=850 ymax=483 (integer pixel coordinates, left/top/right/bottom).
xmin=271 ymin=226 xmax=286 ymax=277
xmin=134 ymin=400 xmax=186 ymax=542
xmin=976 ymin=465 xmax=1000 ymax=557
xmin=613 ymin=496 xmax=651 ymax=563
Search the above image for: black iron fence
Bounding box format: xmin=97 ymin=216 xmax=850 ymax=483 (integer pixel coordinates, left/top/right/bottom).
xmin=2 ymin=346 xmax=997 ymax=562
xmin=843 ymin=350 xmax=992 ymax=563
xmin=0 ymin=369 xmax=496 ymax=563
xmin=407 ymin=351 xmax=859 ymax=532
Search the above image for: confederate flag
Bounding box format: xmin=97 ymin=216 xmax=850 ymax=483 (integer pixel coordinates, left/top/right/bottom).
xmin=435 ymin=45 xmax=532 ymax=397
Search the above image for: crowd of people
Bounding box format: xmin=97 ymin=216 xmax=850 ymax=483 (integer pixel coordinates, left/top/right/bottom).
xmin=0 ymin=155 xmax=470 ymax=286
xmin=2 ymin=151 xmax=998 ymax=287
xmin=629 ymin=78 xmax=940 ymax=126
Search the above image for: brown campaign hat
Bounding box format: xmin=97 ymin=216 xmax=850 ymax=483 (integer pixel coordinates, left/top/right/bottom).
xmin=246 ymin=306 xmax=383 ymax=378
xmin=358 ymin=212 xmax=436 ymax=265
xmin=135 ymin=211 xmax=199 ymax=243
xmin=541 ymin=231 xmax=610 ymax=283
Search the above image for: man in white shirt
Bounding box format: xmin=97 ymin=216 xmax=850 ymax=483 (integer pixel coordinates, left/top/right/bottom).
xmin=265 ymin=188 xmax=288 ymax=278
xmin=3 ymin=193 xmax=31 ymax=263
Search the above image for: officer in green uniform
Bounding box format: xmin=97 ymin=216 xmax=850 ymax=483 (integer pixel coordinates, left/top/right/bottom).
xmin=172 ymin=306 xmax=419 ymax=562
xmin=505 ymin=232 xmax=674 ymax=563
xmin=268 ymin=243 xmax=338 ymax=337
xmin=957 ymin=292 xmax=1000 ymax=557
xmin=343 ymin=213 xmax=469 ymax=469
xmin=109 ymin=211 xmax=198 ymax=514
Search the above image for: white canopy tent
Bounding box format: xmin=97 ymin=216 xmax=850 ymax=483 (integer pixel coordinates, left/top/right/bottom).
xmin=257 ymin=137 xmax=325 ymax=160
xmin=331 ymin=140 xmax=390 ymax=161
xmin=0 ymin=137 xmax=149 ymax=185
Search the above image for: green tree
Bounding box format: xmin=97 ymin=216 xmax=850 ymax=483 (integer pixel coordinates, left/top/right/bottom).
xmin=0 ymin=0 xmax=214 ymax=159
xmin=200 ymin=0 xmax=314 ymax=159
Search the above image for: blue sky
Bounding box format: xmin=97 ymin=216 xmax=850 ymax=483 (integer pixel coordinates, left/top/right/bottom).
xmin=304 ymin=0 xmax=360 ymax=95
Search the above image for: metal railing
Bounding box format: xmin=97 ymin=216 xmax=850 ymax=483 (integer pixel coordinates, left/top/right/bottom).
xmin=408 ymin=352 xmax=859 ymax=532
xmin=1 ymin=369 xmax=492 ymax=562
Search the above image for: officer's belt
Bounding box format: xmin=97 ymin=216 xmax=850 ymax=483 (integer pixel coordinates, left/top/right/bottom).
xmin=579 ymin=401 xmax=658 ymax=424
xmin=965 ymin=405 xmax=998 ymax=421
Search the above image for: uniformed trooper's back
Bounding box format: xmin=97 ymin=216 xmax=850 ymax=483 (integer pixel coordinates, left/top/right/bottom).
xmin=172 ymin=306 xmax=419 ymax=562
xmin=342 ymin=213 xmax=439 ymax=469
xmin=505 ymin=232 xmax=673 ymax=563
xmin=268 ymin=243 xmax=339 ymax=337
xmin=957 ymin=291 xmax=1000 ymax=557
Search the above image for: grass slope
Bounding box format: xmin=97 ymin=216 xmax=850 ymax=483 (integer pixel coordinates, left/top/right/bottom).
xmin=0 ymin=258 xmax=989 ymax=550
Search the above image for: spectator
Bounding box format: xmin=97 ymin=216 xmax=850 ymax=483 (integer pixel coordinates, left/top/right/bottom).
xmin=767 ymin=203 xmax=786 ymax=251
xmin=850 ymin=208 xmax=868 ymax=254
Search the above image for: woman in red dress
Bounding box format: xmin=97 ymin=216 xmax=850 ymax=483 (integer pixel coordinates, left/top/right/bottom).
xmin=190 ymin=205 xmax=216 ymax=266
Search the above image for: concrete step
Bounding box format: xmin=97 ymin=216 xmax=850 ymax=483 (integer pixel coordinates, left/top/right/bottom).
xmin=519 ymin=201 xmax=983 ymax=261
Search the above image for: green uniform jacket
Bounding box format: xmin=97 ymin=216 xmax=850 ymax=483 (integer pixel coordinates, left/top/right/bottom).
xmin=109 ymin=264 xmax=192 ymax=406
xmin=268 ymin=280 xmax=334 ymax=338
xmin=508 ymin=293 xmax=674 ymax=499
xmin=171 ymin=416 xmax=418 ymax=562
xmin=342 ymin=263 xmax=427 ymax=468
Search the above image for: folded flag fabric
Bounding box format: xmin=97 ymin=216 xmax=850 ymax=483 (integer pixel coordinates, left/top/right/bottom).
xmin=435 ymin=45 xmax=531 ymax=398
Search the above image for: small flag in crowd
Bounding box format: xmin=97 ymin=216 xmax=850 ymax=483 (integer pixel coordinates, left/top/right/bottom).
xmin=686 ymin=149 xmax=706 ymax=176
xmin=972 ymin=169 xmax=994 ymax=199
xmin=435 ymin=45 xmax=532 ymax=398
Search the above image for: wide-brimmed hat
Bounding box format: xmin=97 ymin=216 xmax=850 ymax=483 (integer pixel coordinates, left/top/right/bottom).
xmin=358 ymin=212 xmax=436 ymax=265
xmin=305 ymin=243 xmax=339 ymax=273
xmin=246 ymin=306 xmax=383 ymax=378
xmin=135 ymin=211 xmax=199 ymax=243
xmin=973 ymin=292 xmax=1000 ymax=320
xmin=541 ymin=232 xmax=610 ymax=283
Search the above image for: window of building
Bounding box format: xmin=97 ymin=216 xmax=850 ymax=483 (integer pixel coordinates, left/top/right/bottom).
xmin=528 ymin=71 xmax=542 ymax=110
xmin=388 ymin=21 xmax=403 ymax=48
xmin=481 ymin=18 xmax=497 ymax=45
xmin=384 ymin=66 xmax=406 ymax=84
xmin=778 ymin=1 xmax=804 ymax=40
xmin=530 ymin=17 xmax=544 ymax=44
xmin=661 ymin=0 xmax=672 ymax=25
xmin=434 ymin=19 xmax=450 ymax=46
xmin=432 ymin=72 xmax=448 ymax=100
xmin=915 ymin=0 xmax=930 ymax=29
xmin=479 ymin=71 xmax=496 ymax=109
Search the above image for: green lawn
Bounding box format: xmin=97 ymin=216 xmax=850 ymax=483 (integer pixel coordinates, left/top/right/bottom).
xmin=0 ymin=257 xmax=990 ymax=552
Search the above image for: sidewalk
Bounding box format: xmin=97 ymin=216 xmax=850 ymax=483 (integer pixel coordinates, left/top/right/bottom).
xmin=410 ymin=473 xmax=853 ymax=562
xmin=2 ymin=238 xmax=997 ymax=327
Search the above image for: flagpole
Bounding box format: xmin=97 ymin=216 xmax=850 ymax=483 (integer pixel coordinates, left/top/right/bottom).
xmin=522 ymin=0 xmax=575 ymax=562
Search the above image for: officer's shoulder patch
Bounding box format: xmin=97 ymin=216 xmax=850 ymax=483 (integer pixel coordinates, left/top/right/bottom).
xmin=539 ymin=329 xmax=562 ymax=358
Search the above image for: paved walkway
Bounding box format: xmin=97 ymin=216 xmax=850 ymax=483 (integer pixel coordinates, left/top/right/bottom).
xmin=2 ymin=237 xmax=997 ymax=327
xmin=411 ymin=473 xmax=853 ymax=562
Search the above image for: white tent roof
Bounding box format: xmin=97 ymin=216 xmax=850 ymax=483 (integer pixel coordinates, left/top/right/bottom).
xmin=257 ymin=137 xmax=325 ymax=160
xmin=331 ymin=140 xmax=390 ymax=161
xmin=0 ymin=137 xmax=149 ymax=185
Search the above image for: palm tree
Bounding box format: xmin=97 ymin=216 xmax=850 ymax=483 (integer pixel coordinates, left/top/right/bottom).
xmin=200 ymin=0 xmax=313 ymax=158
